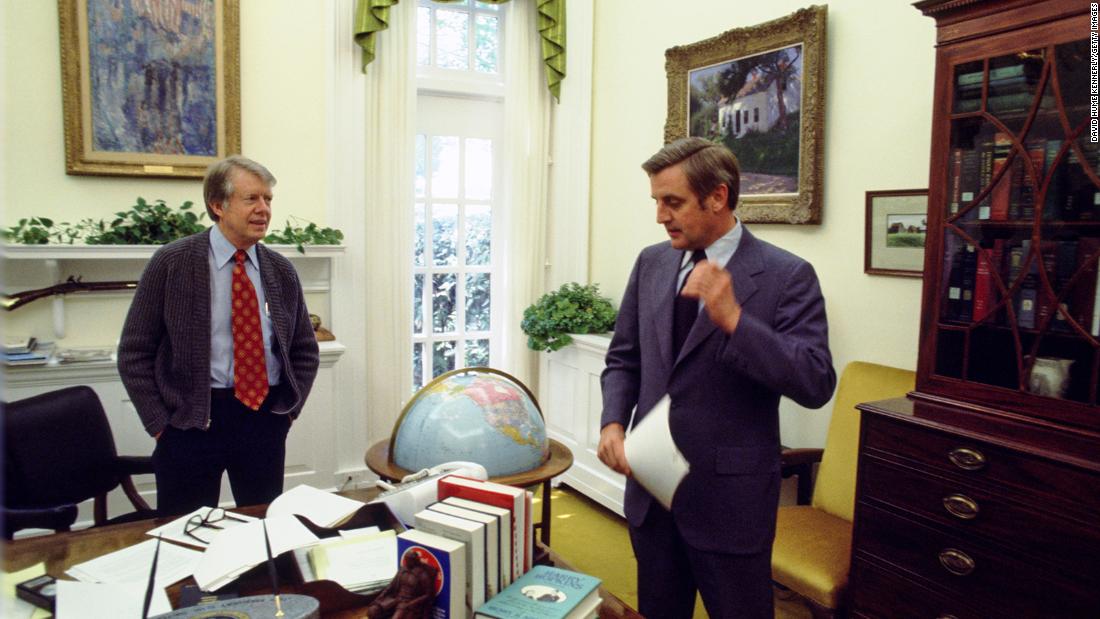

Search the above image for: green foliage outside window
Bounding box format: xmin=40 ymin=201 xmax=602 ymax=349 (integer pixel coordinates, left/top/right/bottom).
xmin=521 ymin=283 xmax=617 ymax=353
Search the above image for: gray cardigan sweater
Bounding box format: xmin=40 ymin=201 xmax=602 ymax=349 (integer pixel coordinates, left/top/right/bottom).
xmin=118 ymin=229 xmax=320 ymax=436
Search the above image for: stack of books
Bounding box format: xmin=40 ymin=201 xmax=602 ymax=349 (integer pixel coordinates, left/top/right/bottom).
xmin=2 ymin=336 xmax=49 ymax=366
xmin=476 ymin=565 xmax=602 ymax=619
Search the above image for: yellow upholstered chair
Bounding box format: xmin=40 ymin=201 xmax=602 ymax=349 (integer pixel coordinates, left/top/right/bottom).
xmin=773 ymin=361 xmax=916 ymax=619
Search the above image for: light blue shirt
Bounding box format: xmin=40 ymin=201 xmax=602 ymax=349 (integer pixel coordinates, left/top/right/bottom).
xmin=208 ymin=225 xmax=282 ymax=388
xmin=676 ymin=216 xmax=744 ymax=312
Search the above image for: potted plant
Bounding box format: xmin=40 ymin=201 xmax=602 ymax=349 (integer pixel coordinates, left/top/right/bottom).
xmin=521 ymin=283 xmax=617 ymax=353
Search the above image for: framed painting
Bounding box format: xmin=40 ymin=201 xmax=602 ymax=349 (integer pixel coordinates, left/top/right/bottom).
xmin=664 ymin=5 xmax=826 ymax=224
xmin=865 ymin=189 xmax=929 ymax=278
xmin=58 ymin=0 xmax=241 ymax=178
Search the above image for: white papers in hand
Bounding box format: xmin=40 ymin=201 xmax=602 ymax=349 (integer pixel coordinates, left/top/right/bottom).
xmin=266 ymin=484 xmax=365 ymax=528
xmin=193 ymin=514 xmax=319 ymax=591
xmin=56 ymin=580 xmax=171 ymax=618
xmin=623 ymin=395 xmax=689 ymax=510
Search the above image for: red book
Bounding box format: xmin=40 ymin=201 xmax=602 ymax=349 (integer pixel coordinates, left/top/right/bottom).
xmin=989 ymin=132 xmax=1012 ymax=221
xmin=437 ymin=475 xmax=529 ymax=580
xmin=972 ymin=247 xmax=996 ymax=322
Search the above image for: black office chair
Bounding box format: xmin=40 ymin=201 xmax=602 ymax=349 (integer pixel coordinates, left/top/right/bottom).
xmin=2 ymin=385 xmax=155 ymax=538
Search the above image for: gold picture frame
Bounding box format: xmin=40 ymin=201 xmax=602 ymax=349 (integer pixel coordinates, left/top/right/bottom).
xmin=58 ymin=0 xmax=241 ymax=179
xmin=664 ymin=5 xmax=827 ymax=224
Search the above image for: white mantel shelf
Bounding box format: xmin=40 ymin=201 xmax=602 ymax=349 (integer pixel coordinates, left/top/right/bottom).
xmin=2 ymin=244 xmax=346 ymax=260
xmin=3 ymin=341 xmax=346 ymax=390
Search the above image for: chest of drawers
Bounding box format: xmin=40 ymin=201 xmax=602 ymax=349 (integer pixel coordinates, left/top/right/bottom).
xmin=850 ymin=398 xmax=1099 ymax=619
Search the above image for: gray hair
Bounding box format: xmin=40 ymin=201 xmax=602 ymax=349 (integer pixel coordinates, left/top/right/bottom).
xmin=642 ymin=137 xmax=740 ymax=210
xmin=202 ymin=155 xmax=277 ymax=221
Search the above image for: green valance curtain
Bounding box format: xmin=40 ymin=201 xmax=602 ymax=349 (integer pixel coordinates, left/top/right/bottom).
xmin=353 ymin=0 xmax=565 ymax=100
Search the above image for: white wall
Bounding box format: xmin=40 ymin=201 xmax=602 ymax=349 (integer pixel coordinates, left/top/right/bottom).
xmin=587 ymin=0 xmax=936 ymax=447
xmin=2 ymin=0 xmax=335 ymax=346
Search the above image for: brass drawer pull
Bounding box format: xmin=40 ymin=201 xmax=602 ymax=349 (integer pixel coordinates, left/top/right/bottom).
xmin=938 ymin=548 xmax=976 ymax=576
xmin=942 ymin=493 xmax=980 ymax=519
xmin=948 ymin=447 xmax=986 ymax=471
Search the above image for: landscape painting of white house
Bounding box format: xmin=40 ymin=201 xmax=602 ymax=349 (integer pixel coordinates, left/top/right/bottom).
xmin=688 ymin=44 xmax=803 ymax=195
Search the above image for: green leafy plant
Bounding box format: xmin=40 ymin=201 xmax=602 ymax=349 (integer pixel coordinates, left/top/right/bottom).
xmin=521 ymin=282 xmax=617 ymax=353
xmin=263 ymin=216 xmax=345 ymax=254
xmin=83 ymin=198 xmax=206 ymax=244
xmin=3 ymin=217 xmax=57 ymax=244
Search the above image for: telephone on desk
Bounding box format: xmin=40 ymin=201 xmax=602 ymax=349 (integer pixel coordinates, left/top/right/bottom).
xmin=370 ymin=461 xmax=489 ymax=526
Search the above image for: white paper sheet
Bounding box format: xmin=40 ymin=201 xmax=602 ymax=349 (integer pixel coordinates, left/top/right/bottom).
xmin=193 ymin=514 xmax=319 ymax=591
xmin=144 ymin=506 xmax=259 ymax=549
xmin=623 ymin=395 xmax=689 ymax=510
xmin=65 ymin=538 xmax=201 ymax=589
xmin=56 ymin=580 xmax=171 ymax=618
xmin=266 ymin=484 xmax=365 ymax=528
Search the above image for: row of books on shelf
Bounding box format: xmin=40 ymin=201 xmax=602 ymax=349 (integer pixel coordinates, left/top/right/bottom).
xmin=943 ymin=238 xmax=1100 ymax=336
xmin=1 ymin=336 xmax=114 ymax=366
xmin=953 ymin=62 xmax=1050 ymax=114
xmin=947 ymin=133 xmax=1100 ymax=224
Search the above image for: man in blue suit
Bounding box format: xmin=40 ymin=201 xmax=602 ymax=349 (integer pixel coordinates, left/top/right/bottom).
xmin=599 ymin=138 xmax=836 ymax=618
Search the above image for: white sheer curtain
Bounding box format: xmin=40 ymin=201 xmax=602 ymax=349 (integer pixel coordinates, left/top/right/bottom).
xmin=499 ymin=0 xmax=552 ymax=389
xmin=362 ymin=0 xmax=416 ymax=441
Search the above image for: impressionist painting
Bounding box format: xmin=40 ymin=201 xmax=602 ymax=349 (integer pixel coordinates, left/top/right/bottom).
xmin=87 ymin=0 xmax=217 ymax=156
xmin=60 ymin=0 xmax=239 ymax=177
xmin=688 ymin=44 xmax=803 ymax=196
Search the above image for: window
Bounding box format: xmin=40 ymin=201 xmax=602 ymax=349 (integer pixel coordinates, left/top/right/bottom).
xmin=754 ymin=107 xmax=759 ymax=123
xmin=412 ymin=2 xmax=505 ymax=391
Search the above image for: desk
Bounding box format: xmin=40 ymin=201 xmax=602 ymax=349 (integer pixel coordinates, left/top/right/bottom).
xmin=365 ymin=438 xmax=573 ymax=547
xmin=2 ymin=487 xmax=640 ymax=619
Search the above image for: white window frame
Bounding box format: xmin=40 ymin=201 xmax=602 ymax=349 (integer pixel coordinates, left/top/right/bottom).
xmin=416 ymin=0 xmax=506 ymax=99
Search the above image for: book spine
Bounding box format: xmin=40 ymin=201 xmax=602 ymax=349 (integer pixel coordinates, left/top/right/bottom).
xmin=972 ymin=247 xmax=995 ymax=323
xmin=978 ymin=135 xmax=994 ymax=220
xmin=956 ymin=64 xmax=1026 ymax=86
xmin=990 ymin=132 xmax=1012 ymax=221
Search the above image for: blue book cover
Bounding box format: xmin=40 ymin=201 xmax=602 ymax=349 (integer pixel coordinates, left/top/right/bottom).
xmin=397 ymin=529 xmax=468 ymax=619
xmin=475 ymin=565 xmax=601 ymax=619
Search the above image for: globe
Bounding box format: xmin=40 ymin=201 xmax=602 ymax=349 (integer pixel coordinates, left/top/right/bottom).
xmin=391 ymin=368 xmax=550 ymax=476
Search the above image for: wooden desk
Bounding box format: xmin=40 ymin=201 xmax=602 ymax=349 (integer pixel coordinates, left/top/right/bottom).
xmin=365 ymin=438 xmax=573 ymax=547
xmin=2 ymin=487 xmax=640 ymax=619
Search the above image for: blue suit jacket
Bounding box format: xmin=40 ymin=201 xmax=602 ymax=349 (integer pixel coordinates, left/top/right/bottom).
xmin=601 ymin=227 xmax=836 ymax=554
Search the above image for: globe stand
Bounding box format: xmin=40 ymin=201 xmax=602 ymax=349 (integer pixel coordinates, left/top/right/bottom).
xmin=365 ymin=438 xmax=573 ymax=547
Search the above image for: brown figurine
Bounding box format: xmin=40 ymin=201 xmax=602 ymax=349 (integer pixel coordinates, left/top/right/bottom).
xmin=366 ymin=550 xmax=438 ymax=619
xmin=309 ymin=313 xmax=336 ymax=341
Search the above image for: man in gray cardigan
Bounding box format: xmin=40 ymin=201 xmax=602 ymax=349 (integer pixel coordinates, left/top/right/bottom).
xmin=118 ymin=155 xmax=319 ymax=516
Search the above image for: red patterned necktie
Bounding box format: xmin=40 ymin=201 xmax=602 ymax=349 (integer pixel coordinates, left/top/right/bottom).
xmin=232 ymin=250 xmax=269 ymax=410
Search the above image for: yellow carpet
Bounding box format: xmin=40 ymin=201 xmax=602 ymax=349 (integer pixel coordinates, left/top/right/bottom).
xmin=536 ymin=485 xmax=813 ymax=619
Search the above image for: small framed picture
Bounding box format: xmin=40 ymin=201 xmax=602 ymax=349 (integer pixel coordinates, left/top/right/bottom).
xmin=865 ymin=189 xmax=929 ymax=277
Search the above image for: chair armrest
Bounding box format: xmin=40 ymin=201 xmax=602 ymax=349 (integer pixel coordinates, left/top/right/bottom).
xmin=2 ymin=504 xmax=78 ymax=538
xmin=116 ymin=455 xmax=154 ymax=476
xmin=780 ymin=447 xmax=824 ymax=506
xmin=780 ymin=448 xmax=824 ymax=469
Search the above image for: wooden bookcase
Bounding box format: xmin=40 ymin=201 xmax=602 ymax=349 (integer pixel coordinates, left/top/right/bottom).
xmin=850 ymin=1 xmax=1100 ymax=617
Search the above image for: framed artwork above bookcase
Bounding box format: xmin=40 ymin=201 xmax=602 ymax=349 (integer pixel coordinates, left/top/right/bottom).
xmin=916 ymin=5 xmax=1100 ymax=432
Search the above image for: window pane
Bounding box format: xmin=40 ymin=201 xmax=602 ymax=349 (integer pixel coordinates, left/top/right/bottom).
xmin=413 ymin=342 xmax=424 ymax=391
xmin=413 ymin=273 xmax=424 ymax=334
xmin=416 ymin=7 xmax=430 ymax=66
xmin=465 ymin=338 xmax=489 ymax=367
xmin=414 ymin=203 xmax=426 ymax=266
xmin=476 ymin=1 xmax=499 ymax=10
xmin=465 ymin=273 xmax=490 ymax=331
xmin=465 ymin=138 xmax=492 ymax=200
xmin=474 ymin=14 xmax=499 ymax=74
xmin=465 ymin=205 xmax=491 ymax=265
xmin=432 ymin=203 xmax=457 ymax=266
xmin=435 ymin=10 xmax=469 ymax=70
xmin=415 ymin=134 xmax=426 ymax=198
xmin=433 ymin=272 xmax=457 ymax=333
xmin=433 ymin=340 xmax=456 ymax=377
xmin=431 ymin=136 xmax=460 ymax=199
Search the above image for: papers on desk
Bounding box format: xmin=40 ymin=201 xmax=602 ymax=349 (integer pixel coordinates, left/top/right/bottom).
xmin=145 ymin=506 xmax=259 ymax=549
xmin=56 ymin=580 xmax=171 ymax=618
xmin=193 ymin=513 xmax=319 ymax=591
xmin=66 ymin=538 xmax=201 ymax=589
xmin=267 ymin=484 xmax=366 ymax=527
xmin=623 ymin=395 xmax=689 ymax=510
xmin=304 ymin=529 xmax=397 ymax=593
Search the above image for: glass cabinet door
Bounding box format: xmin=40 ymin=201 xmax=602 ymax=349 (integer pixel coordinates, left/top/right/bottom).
xmin=933 ymin=38 xmax=1098 ymax=407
